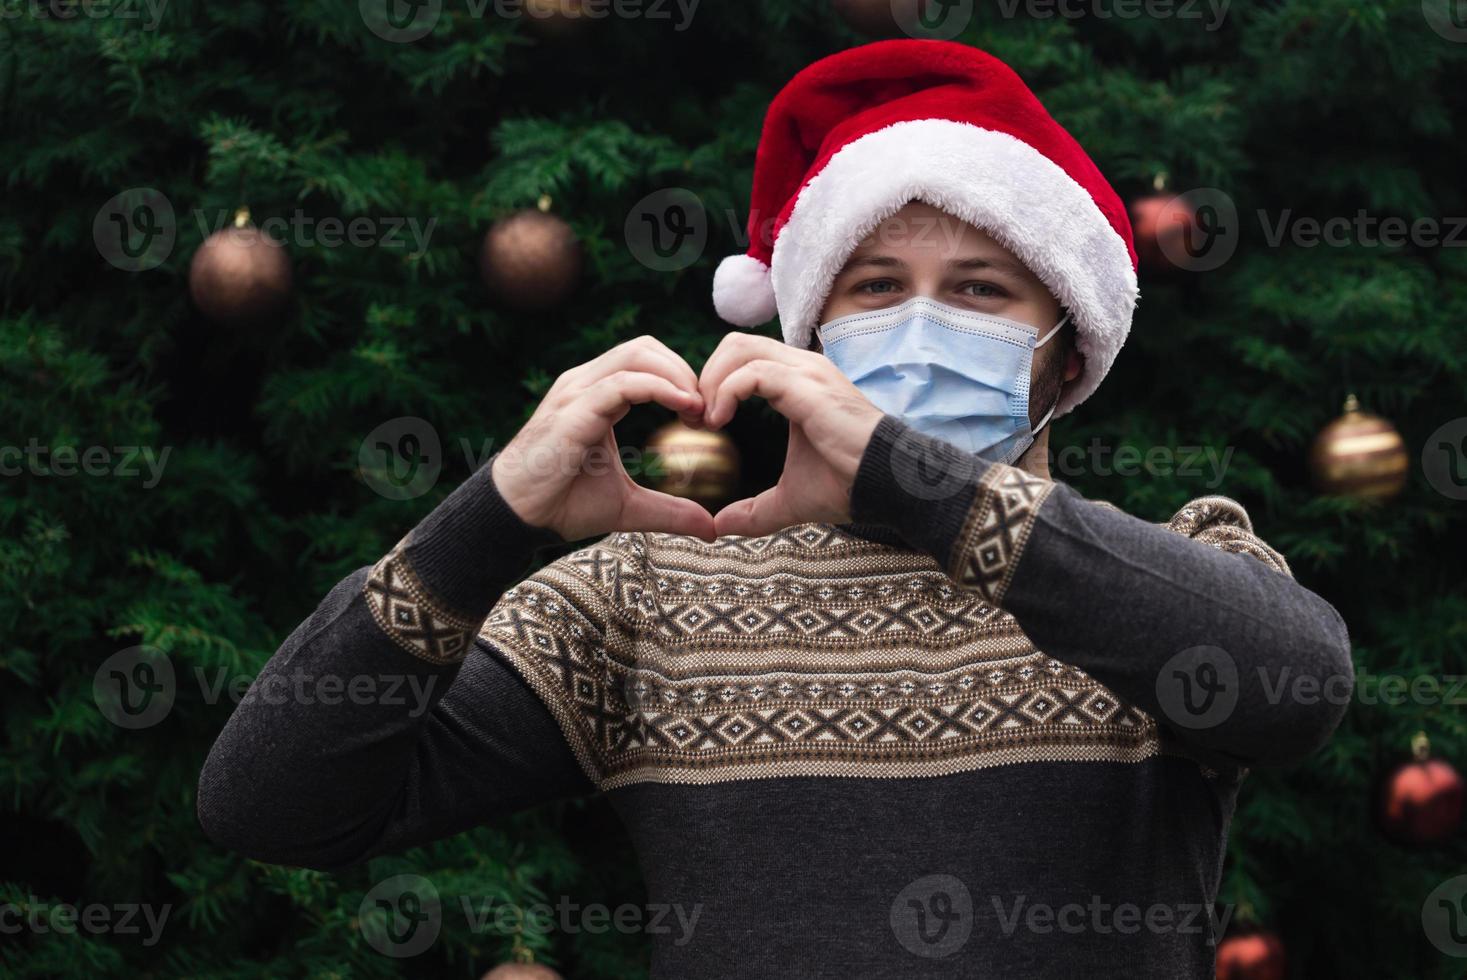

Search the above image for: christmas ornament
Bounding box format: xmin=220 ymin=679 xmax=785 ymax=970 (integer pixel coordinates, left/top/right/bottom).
xmin=521 ymin=0 xmax=590 ymax=38
xmin=645 ymin=421 xmax=740 ymax=509
xmin=1308 ymin=394 xmax=1409 ymax=501
xmin=1377 ymin=731 xmax=1464 ymax=845
xmin=188 ymin=206 xmax=292 ymax=324
xmin=1215 ymin=929 xmax=1286 ymax=980
xmin=480 ymin=963 xmax=563 ymax=980
xmin=1129 ymin=173 xmax=1196 ymax=273
xmin=832 ymin=0 xmax=923 ymax=36
xmin=480 ymin=197 xmax=582 ymax=312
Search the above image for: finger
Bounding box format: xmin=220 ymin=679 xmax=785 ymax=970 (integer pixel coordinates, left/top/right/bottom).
xmin=619 ymin=486 xmax=717 ymax=541
xmin=706 ymin=358 xmax=800 ymax=430
xmin=713 ymin=485 xmax=802 ymax=538
xmin=569 ymin=336 xmax=700 ymax=396
xmin=580 ymin=370 xmax=703 ymax=423
xmin=698 ymin=333 xmax=807 ymax=421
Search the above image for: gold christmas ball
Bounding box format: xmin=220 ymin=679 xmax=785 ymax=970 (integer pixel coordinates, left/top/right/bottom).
xmin=480 ymin=207 xmax=582 ymax=312
xmin=188 ymin=212 xmax=292 ymax=324
xmin=480 ymin=963 xmax=563 ymax=980
xmin=1308 ymin=394 xmax=1409 ymax=501
xmin=645 ymin=421 xmax=741 ymax=509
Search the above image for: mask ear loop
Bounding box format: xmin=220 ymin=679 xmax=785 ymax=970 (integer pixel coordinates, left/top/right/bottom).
xmin=1029 ymin=310 xmax=1071 ymax=439
xmin=1034 ymin=311 xmax=1070 ymax=349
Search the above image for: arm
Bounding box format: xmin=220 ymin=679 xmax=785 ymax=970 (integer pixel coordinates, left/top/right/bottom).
xmin=196 ymin=459 xmax=589 ymax=871
xmin=199 ymin=335 xmax=717 ymax=870
xmin=848 ymin=415 xmax=1355 ymax=770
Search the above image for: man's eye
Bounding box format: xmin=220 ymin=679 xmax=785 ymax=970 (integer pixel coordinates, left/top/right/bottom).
xmin=857 ymin=279 xmax=899 ymax=295
xmin=962 ymin=282 xmax=1004 ymax=298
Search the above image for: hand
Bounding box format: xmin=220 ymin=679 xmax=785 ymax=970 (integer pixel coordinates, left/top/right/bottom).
xmin=492 ymin=336 xmax=717 ymax=542
xmin=699 ymin=332 xmax=884 ymax=538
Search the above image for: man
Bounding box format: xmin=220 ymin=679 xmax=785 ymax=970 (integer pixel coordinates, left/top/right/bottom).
xmin=198 ymin=41 xmax=1352 ymax=977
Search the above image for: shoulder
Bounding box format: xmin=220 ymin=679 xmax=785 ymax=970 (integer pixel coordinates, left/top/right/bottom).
xmin=1161 ymin=494 xmax=1292 ymax=577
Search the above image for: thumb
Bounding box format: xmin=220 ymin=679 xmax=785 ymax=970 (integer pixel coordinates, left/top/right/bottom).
xmin=713 ymin=485 xmax=801 ymax=538
xmin=618 ymin=486 xmax=717 ymax=541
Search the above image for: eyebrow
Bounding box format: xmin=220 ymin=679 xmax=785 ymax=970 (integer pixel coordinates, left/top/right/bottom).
xmin=839 ymin=253 xmax=1033 ymax=279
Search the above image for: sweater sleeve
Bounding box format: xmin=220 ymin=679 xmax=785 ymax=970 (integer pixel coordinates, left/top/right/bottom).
xmin=196 ymin=455 xmax=594 ymax=872
xmin=849 ymin=415 xmax=1355 ymax=770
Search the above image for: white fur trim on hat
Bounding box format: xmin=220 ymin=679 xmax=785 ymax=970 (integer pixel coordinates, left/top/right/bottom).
xmin=770 ymin=118 xmax=1138 ymax=417
xmin=712 ymin=253 xmax=778 ymax=327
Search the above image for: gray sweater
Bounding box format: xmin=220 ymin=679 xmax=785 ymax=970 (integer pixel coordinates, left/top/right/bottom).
xmin=197 ymin=416 xmax=1353 ymax=978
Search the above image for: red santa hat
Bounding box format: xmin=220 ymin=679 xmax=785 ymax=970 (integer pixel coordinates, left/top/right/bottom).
xmin=711 ymin=40 xmax=1139 ymax=417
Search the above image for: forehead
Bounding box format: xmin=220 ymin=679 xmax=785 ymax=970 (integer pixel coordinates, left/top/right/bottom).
xmin=844 ymin=201 xmax=1035 ymax=280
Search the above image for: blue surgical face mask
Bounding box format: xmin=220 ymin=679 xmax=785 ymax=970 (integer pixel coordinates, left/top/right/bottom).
xmin=818 ymin=296 xmax=1068 ymax=464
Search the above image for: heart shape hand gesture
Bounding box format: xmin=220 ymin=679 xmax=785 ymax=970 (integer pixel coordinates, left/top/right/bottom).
xmin=492 ymin=333 xmax=884 ymax=542
xmin=698 ymin=332 xmax=884 ymax=537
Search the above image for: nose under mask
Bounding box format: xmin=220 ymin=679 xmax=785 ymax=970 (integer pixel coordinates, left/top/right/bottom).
xmin=817 ymin=296 xmax=1067 ymax=464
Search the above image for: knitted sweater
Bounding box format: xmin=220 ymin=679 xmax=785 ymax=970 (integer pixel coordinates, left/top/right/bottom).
xmin=197 ymin=416 xmax=1353 ymax=979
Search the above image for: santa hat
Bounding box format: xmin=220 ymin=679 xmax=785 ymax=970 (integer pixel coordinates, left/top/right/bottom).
xmin=711 ymin=40 xmax=1138 ymax=417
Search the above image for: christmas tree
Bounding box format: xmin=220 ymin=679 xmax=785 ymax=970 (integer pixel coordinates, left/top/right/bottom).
xmin=3 ymin=1 xmax=1465 ymax=977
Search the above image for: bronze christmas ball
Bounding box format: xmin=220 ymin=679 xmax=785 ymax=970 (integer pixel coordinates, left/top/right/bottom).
xmin=1377 ymin=733 xmax=1464 ymax=845
xmin=480 ymin=963 xmax=563 ymax=980
xmin=188 ymin=223 xmax=292 ymax=324
xmin=645 ymin=421 xmax=740 ymax=509
xmin=480 ymin=209 xmax=582 ymax=312
xmin=833 ymin=0 xmax=929 ymax=36
xmin=1308 ymin=394 xmax=1409 ymax=501
xmin=1215 ymin=930 xmax=1286 ymax=980
xmin=521 ymin=0 xmax=591 ymax=37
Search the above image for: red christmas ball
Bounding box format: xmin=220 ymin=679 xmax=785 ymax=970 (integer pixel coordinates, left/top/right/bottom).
xmin=1377 ymin=733 xmax=1464 ymax=845
xmin=480 ymin=963 xmax=563 ymax=980
xmin=1215 ymin=930 xmax=1286 ymax=980
xmin=1129 ymin=191 xmax=1198 ymax=273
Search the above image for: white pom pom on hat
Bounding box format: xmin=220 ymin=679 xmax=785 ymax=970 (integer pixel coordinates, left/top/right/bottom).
xmin=712 ymin=253 xmax=777 ymax=327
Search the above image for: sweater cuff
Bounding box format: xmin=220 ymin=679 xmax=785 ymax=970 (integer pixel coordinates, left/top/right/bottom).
xmin=400 ymin=452 xmax=562 ymax=621
xmin=849 ymin=415 xmax=988 ymax=569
